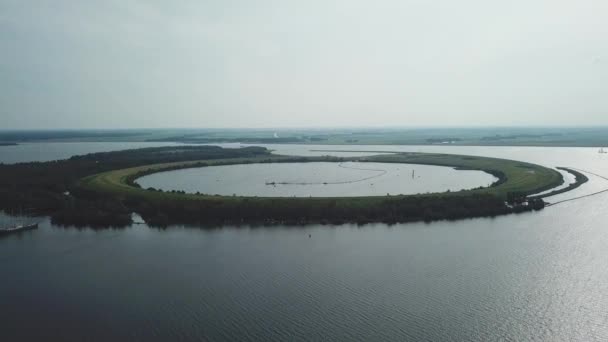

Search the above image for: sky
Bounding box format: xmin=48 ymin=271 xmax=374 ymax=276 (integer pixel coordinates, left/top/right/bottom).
xmin=0 ymin=0 xmax=606 ymax=129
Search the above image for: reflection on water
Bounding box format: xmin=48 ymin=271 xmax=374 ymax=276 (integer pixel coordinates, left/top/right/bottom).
xmin=2 ymin=143 xmax=608 ymax=341
xmin=137 ymin=162 xmax=497 ymax=197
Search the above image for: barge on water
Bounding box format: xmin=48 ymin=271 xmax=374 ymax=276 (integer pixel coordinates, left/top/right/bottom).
xmin=0 ymin=222 xmax=38 ymax=236
xmin=1 ymin=208 xmax=39 ymax=236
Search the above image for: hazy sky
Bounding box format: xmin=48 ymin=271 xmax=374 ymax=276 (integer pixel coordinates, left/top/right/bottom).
xmin=1 ymin=0 xmax=606 ymax=129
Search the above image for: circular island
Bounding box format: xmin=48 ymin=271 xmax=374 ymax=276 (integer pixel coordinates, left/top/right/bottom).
xmin=78 ymin=152 xmax=568 ymax=226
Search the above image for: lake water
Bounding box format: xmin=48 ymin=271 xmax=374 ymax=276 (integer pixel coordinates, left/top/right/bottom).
xmin=137 ymin=162 xmax=497 ymax=197
xmin=0 ymin=141 xmax=186 ymax=164
xmin=2 ymin=143 xmax=608 ymax=341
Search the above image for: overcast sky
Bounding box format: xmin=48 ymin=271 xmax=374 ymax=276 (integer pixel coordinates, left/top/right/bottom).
xmin=1 ymin=0 xmax=606 ymax=129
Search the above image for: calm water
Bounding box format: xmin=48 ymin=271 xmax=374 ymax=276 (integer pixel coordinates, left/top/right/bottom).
xmin=137 ymin=162 xmax=496 ymax=197
xmin=0 ymin=142 xmax=186 ymax=164
xmin=2 ymin=143 xmax=608 ymax=341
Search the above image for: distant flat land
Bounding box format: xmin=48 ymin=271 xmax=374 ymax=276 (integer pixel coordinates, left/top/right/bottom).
xmin=2 ymin=127 xmax=608 ymax=147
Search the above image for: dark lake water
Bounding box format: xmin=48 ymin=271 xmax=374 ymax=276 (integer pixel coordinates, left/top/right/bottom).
xmin=2 ymin=143 xmax=608 ymax=341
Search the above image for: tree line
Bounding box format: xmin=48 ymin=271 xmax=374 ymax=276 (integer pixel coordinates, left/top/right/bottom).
xmin=0 ymin=146 xmax=269 ymax=227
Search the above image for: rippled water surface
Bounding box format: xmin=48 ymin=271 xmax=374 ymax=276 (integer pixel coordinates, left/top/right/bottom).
xmin=2 ymin=143 xmax=608 ymax=341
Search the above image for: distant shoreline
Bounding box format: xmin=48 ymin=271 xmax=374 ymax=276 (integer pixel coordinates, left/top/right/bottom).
xmin=3 ymin=127 xmax=608 ymax=147
xmin=0 ymin=142 xmax=18 ymax=146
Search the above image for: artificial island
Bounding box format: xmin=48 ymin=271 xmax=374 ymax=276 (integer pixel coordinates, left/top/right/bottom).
xmin=0 ymin=146 xmax=587 ymax=228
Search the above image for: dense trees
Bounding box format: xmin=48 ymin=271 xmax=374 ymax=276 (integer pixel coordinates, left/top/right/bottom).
xmin=0 ymin=146 xmax=269 ymax=227
xmin=123 ymin=192 xmax=536 ymax=228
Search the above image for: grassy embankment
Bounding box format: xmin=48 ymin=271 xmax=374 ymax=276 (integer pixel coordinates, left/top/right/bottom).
xmin=363 ymin=153 xmax=563 ymax=199
xmin=78 ymin=152 xmax=563 ymax=226
xmin=528 ymin=167 xmax=589 ymax=200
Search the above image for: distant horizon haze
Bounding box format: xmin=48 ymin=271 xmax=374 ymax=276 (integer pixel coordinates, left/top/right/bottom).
xmin=1 ymin=1 xmax=607 ymax=129
xmin=2 ymin=124 xmax=608 ymax=132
